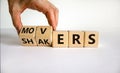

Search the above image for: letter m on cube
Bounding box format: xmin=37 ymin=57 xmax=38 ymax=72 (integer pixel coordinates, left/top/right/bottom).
xmin=19 ymin=26 xmax=37 ymax=46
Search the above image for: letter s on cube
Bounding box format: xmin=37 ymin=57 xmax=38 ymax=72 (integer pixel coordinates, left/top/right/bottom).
xmin=19 ymin=26 xmax=37 ymax=46
xmin=84 ymin=31 xmax=99 ymax=47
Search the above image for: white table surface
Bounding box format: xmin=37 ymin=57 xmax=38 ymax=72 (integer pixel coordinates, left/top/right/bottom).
xmin=1 ymin=28 xmax=120 ymax=73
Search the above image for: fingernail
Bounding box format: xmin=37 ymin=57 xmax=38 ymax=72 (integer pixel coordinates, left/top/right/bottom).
xmin=53 ymin=26 xmax=56 ymax=31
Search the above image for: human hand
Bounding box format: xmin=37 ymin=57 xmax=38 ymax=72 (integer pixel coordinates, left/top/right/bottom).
xmin=8 ymin=0 xmax=59 ymax=33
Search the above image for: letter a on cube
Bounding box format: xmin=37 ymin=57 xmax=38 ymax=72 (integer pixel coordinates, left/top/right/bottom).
xmin=19 ymin=26 xmax=37 ymax=46
xmin=36 ymin=26 xmax=52 ymax=46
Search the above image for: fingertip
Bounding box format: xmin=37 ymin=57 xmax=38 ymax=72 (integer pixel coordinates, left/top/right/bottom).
xmin=53 ymin=26 xmax=56 ymax=31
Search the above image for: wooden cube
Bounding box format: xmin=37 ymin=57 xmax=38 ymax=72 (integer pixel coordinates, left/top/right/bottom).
xmin=36 ymin=26 xmax=52 ymax=46
xmin=68 ymin=31 xmax=84 ymax=47
xmin=52 ymin=31 xmax=68 ymax=47
xmin=84 ymin=31 xmax=99 ymax=47
xmin=19 ymin=26 xmax=37 ymax=46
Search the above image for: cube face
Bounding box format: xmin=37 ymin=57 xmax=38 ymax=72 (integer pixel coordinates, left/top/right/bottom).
xmin=19 ymin=37 xmax=37 ymax=46
xmin=69 ymin=31 xmax=84 ymax=47
xmin=36 ymin=26 xmax=52 ymax=46
xmin=19 ymin=26 xmax=37 ymax=46
xmin=84 ymin=31 xmax=99 ymax=47
xmin=52 ymin=31 xmax=68 ymax=47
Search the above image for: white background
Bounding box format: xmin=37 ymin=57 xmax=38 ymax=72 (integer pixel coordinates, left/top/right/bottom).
xmin=1 ymin=0 xmax=120 ymax=73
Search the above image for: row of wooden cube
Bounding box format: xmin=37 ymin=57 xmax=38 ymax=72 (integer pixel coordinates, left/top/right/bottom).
xmin=19 ymin=26 xmax=99 ymax=47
